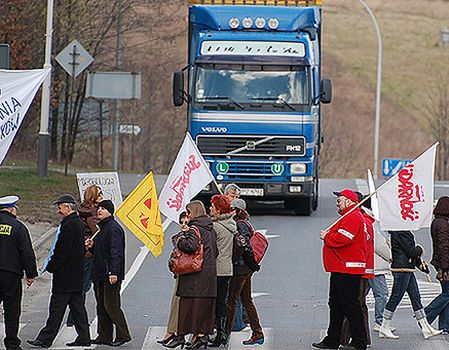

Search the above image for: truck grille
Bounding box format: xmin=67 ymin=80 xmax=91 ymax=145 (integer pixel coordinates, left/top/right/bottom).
xmin=197 ymin=135 xmax=306 ymax=157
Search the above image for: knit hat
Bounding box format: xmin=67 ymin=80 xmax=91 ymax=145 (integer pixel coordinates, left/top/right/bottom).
xmin=231 ymin=198 xmax=246 ymax=211
xmin=98 ymin=200 xmax=114 ymax=215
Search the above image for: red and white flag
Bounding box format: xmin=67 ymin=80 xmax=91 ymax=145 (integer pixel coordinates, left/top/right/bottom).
xmin=159 ymin=132 xmax=215 ymax=223
xmin=378 ymin=143 xmax=438 ymax=231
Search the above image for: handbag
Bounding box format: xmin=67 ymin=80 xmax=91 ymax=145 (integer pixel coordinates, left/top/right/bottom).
xmin=169 ymin=226 xmax=204 ymax=275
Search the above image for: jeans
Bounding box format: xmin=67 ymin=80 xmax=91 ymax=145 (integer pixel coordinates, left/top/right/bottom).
xmin=366 ymin=274 xmax=388 ymax=325
xmin=385 ymin=272 xmax=423 ymax=313
xmin=232 ymin=298 xmax=245 ymax=331
xmin=425 ymin=280 xmax=449 ymax=330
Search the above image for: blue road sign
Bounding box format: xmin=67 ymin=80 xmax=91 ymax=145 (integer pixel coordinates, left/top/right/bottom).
xmin=382 ymin=158 xmax=413 ymax=177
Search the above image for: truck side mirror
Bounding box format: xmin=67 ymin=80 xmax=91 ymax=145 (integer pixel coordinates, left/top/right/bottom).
xmin=320 ymin=78 xmax=332 ymax=104
xmin=173 ymin=71 xmax=184 ymax=107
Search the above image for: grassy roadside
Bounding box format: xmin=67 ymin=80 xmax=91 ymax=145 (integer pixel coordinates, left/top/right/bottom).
xmin=0 ymin=167 xmax=78 ymax=224
xmin=324 ymin=0 xmax=449 ymax=128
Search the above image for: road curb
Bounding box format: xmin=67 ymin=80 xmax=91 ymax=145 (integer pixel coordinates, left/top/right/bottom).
xmin=32 ymin=226 xmax=56 ymax=249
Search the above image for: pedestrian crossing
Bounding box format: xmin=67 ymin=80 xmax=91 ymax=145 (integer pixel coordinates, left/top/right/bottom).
xmin=366 ymin=273 xmax=442 ymax=310
xmin=0 ymin=323 xmax=271 ymax=350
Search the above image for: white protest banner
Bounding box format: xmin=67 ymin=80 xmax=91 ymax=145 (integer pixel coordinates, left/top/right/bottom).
xmin=367 ymin=169 xmax=379 ymax=221
xmin=0 ymin=69 xmax=50 ymax=165
xmin=76 ymin=172 xmax=123 ymax=209
xmin=159 ymin=132 xmax=215 ymax=223
xmin=378 ymin=143 xmax=438 ymax=231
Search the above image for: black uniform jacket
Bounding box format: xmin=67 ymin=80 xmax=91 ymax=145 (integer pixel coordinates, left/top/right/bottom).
xmin=91 ymin=216 xmax=126 ymax=282
xmin=46 ymin=212 xmax=85 ymax=293
xmin=0 ymin=211 xmax=38 ymax=278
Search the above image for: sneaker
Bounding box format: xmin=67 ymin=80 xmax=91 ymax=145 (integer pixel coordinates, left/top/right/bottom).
xmin=242 ymin=335 xmax=264 ymax=346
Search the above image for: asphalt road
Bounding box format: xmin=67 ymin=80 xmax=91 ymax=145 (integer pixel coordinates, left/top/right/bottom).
xmin=1 ymin=177 xmax=449 ymax=349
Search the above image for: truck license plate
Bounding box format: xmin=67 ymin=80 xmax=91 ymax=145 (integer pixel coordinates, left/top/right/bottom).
xmin=240 ymin=188 xmax=264 ymax=196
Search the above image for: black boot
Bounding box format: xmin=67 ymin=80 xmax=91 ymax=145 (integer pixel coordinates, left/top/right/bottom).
xmin=209 ymin=318 xmax=228 ymax=348
xmin=185 ymin=335 xmax=208 ymax=350
xmin=163 ymin=335 xmax=185 ymax=349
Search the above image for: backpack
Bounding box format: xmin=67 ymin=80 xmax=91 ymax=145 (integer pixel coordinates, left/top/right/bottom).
xmin=237 ymin=220 xmax=269 ymax=264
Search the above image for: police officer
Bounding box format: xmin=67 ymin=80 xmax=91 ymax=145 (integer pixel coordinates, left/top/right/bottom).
xmin=0 ymin=195 xmax=38 ymax=350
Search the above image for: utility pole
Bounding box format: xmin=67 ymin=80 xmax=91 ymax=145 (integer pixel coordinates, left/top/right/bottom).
xmin=37 ymin=0 xmax=54 ymax=177
xmin=357 ymin=0 xmax=382 ymax=180
xmin=112 ymin=0 xmax=122 ymax=170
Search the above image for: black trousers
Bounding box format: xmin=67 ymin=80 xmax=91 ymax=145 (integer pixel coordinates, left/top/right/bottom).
xmin=325 ymin=273 xmax=366 ymax=349
xmin=37 ymin=292 xmax=90 ymax=346
xmin=94 ymin=281 xmax=130 ymax=342
xmin=216 ymin=276 xmax=230 ymax=319
xmin=0 ymin=271 xmax=22 ymax=350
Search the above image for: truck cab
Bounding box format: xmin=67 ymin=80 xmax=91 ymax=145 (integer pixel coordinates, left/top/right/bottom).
xmin=173 ymin=0 xmax=332 ymax=215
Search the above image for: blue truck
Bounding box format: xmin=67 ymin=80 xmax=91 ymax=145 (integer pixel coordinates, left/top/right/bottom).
xmin=173 ymin=0 xmax=332 ymax=215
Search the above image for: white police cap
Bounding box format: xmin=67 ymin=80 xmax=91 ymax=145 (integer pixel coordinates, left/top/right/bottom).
xmin=0 ymin=195 xmax=19 ymax=209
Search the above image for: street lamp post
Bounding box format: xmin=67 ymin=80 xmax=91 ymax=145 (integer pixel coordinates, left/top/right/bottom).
xmin=37 ymin=0 xmax=54 ymax=177
xmin=357 ymin=0 xmax=382 ymax=180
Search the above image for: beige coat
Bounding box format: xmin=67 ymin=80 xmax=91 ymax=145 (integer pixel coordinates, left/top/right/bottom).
xmin=212 ymin=213 xmax=237 ymax=277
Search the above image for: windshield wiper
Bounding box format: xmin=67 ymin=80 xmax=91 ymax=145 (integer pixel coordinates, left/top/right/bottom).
xmin=250 ymin=97 xmax=295 ymax=111
xmin=197 ymin=96 xmax=244 ymax=110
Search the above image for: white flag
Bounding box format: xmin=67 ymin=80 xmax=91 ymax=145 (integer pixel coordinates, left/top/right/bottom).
xmin=159 ymin=132 xmax=215 ymax=223
xmin=367 ymin=169 xmax=379 ymax=221
xmin=0 ymin=69 xmax=50 ymax=165
xmin=378 ymin=143 xmax=438 ymax=231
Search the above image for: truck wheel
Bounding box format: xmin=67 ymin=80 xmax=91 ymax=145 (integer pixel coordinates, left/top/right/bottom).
xmin=293 ymin=197 xmax=312 ymax=216
xmin=312 ymin=178 xmax=319 ymax=211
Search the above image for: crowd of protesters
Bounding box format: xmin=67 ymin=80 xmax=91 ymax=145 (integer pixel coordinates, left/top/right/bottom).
xmin=2 ymin=183 xmax=449 ymax=350
xmin=159 ymin=184 xmax=264 ymax=349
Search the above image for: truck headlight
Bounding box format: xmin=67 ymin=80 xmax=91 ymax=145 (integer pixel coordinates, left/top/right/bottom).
xmin=242 ymin=17 xmax=253 ymax=29
xmin=255 ymin=17 xmax=266 ymax=29
xmin=290 ymin=163 xmax=307 ymax=174
xmin=268 ymin=18 xmax=279 ymax=30
xmin=229 ymin=17 xmax=240 ymax=29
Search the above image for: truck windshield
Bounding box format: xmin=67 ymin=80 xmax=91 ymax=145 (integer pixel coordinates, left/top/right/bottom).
xmin=193 ymin=64 xmax=310 ymax=112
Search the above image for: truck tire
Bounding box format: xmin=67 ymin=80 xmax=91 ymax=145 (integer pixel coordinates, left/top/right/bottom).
xmin=292 ymin=197 xmax=312 ymax=216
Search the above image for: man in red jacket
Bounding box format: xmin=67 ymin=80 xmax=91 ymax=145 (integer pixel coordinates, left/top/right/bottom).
xmin=312 ymin=189 xmax=368 ymax=350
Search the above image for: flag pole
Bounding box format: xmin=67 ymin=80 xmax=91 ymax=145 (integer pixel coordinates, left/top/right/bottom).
xmin=322 ymin=142 xmax=439 ymax=234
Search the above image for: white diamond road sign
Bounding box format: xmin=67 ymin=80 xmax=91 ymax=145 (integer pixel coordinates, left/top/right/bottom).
xmin=55 ymin=39 xmax=93 ymax=78
xmin=382 ymin=158 xmax=413 ymax=177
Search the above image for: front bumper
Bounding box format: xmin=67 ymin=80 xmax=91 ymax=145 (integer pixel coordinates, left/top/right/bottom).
xmin=202 ymin=181 xmax=314 ymax=200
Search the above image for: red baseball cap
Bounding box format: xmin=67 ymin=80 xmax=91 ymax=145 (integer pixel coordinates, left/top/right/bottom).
xmin=333 ymin=189 xmax=359 ymax=203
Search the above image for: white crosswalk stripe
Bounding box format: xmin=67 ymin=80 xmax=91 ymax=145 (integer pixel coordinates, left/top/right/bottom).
xmin=366 ymin=273 xmax=442 ymax=310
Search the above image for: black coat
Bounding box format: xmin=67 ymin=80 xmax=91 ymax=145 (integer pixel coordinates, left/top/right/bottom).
xmin=232 ymin=218 xmax=259 ymax=275
xmin=430 ymin=215 xmax=449 ymax=270
xmin=176 ymin=215 xmax=218 ymax=298
xmin=46 ymin=212 xmax=85 ymax=293
xmin=389 ymin=230 xmax=423 ymax=271
xmin=0 ymin=211 xmax=38 ymax=278
xmin=91 ymin=216 xmax=126 ymax=282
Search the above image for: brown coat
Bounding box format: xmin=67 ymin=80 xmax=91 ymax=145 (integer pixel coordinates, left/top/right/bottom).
xmin=176 ymin=215 xmax=218 ymax=298
xmin=430 ymin=215 xmax=449 ymax=270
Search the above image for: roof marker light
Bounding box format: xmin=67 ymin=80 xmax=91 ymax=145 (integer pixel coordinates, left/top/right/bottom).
xmin=255 ymin=17 xmax=266 ymax=29
xmin=268 ymin=18 xmax=279 ymax=30
xmin=229 ymin=17 xmax=240 ymax=29
xmin=242 ymin=17 xmax=253 ymax=29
